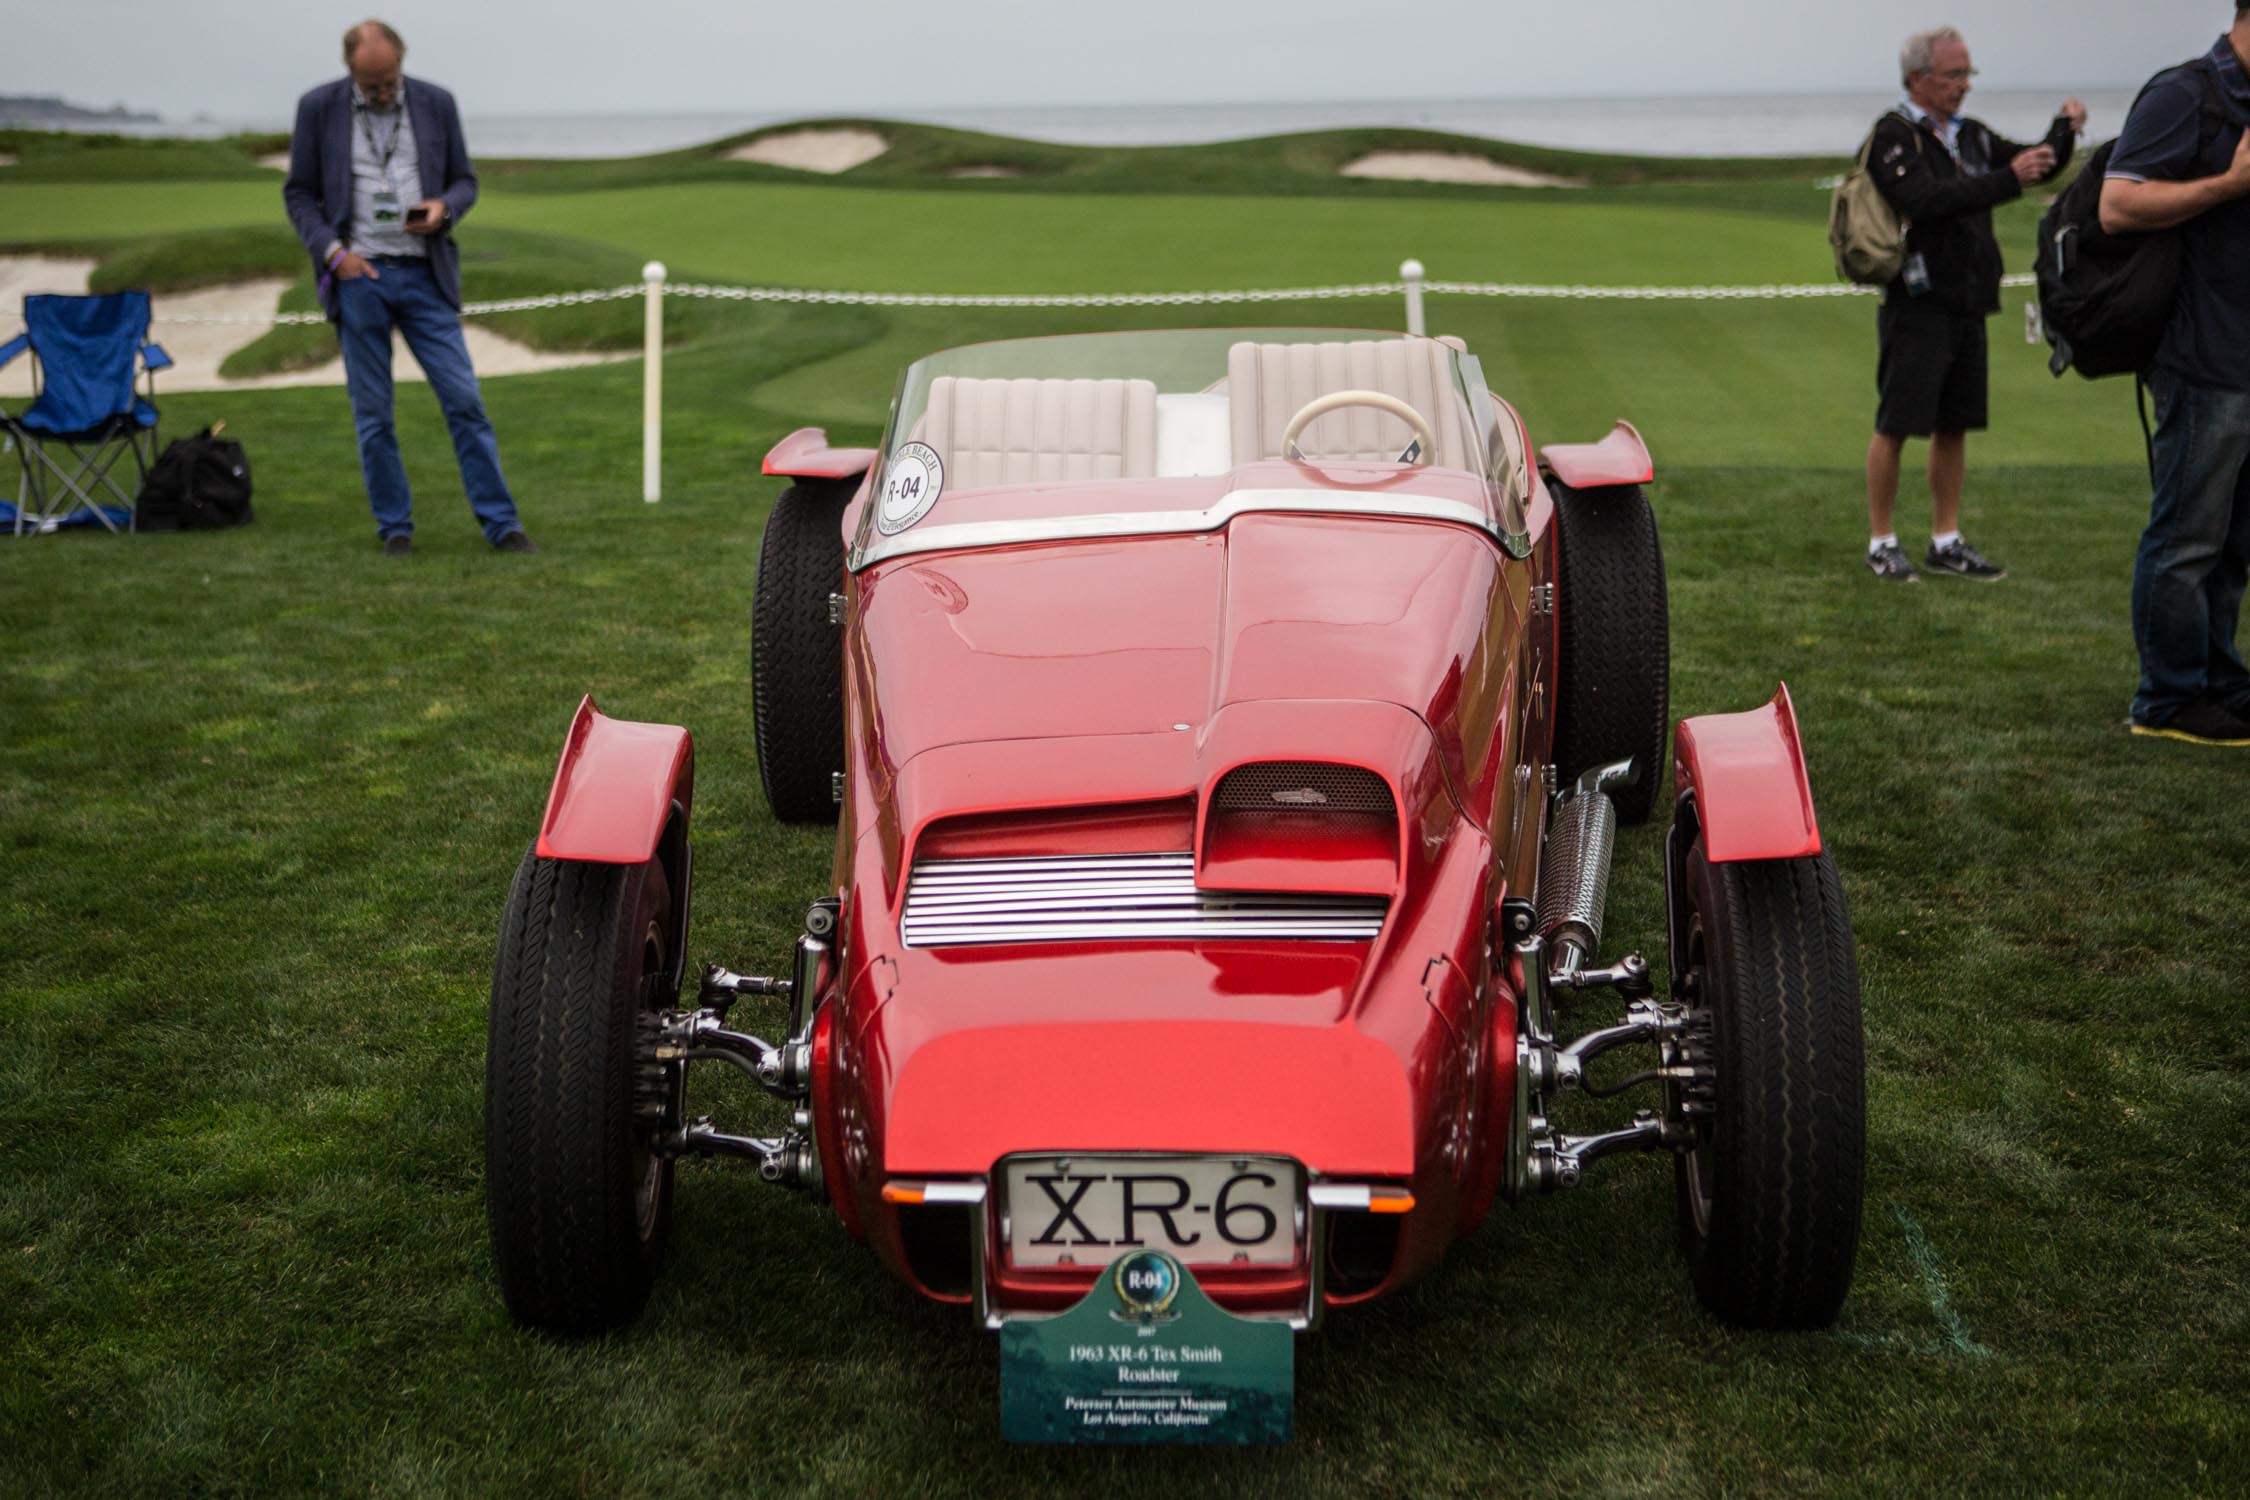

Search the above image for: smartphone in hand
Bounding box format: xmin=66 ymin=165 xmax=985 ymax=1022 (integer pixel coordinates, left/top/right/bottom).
xmin=404 ymin=204 xmax=435 ymax=228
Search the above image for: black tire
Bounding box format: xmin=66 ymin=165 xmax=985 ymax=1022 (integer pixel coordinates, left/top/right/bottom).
xmin=1551 ymin=481 xmax=1669 ymax=825
xmin=1673 ymin=840 xmax=1865 ymax=1330
xmin=486 ymin=847 xmax=678 ymax=1335
xmin=752 ymin=481 xmax=851 ymax=824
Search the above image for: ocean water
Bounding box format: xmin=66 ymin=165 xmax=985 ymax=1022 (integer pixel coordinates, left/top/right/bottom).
xmin=68 ymin=89 xmax=2139 ymax=160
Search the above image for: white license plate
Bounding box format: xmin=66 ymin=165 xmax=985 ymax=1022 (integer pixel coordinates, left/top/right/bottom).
xmin=1002 ymin=1156 xmax=1300 ymax=1268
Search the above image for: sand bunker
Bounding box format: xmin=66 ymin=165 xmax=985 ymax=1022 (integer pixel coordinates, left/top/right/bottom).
xmin=1339 ymin=152 xmax=1582 ymax=188
xmin=0 ymin=255 xmax=96 ymax=311
xmin=727 ymin=127 xmax=888 ymax=174
xmin=0 ymin=255 xmax=623 ymax=397
xmin=257 ymin=151 xmax=292 ymax=171
xmin=0 ymin=152 xmax=17 ymax=168
xmin=946 ymin=164 xmax=1024 ymax=179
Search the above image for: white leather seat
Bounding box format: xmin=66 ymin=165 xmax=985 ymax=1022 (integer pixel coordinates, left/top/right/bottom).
xmin=1226 ymin=337 xmax=1472 ymax=471
xmin=920 ymin=376 xmax=1158 ymax=489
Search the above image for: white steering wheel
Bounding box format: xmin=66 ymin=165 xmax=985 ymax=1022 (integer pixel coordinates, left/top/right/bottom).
xmin=1278 ymin=390 xmax=1438 ymax=466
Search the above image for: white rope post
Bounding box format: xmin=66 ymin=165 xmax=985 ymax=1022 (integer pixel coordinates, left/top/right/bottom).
xmin=1400 ymin=258 xmax=1427 ymax=336
xmin=642 ymin=261 xmax=666 ymax=504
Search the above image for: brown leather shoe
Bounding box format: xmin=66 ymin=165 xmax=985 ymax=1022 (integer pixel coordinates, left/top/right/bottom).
xmin=382 ymin=535 xmax=413 ymax=556
xmin=492 ymin=531 xmax=539 ymax=554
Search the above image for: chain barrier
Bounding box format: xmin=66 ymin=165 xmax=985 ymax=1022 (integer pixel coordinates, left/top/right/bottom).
xmin=148 ymin=273 xmax=2038 ymax=326
xmin=127 ymin=261 xmax=2054 ymax=506
xmin=150 ymin=283 xmax=647 ymax=326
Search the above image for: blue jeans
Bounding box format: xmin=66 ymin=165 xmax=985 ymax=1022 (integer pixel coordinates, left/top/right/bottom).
xmin=336 ymin=260 xmax=520 ymax=543
xmin=2131 ymin=371 xmax=2250 ymax=725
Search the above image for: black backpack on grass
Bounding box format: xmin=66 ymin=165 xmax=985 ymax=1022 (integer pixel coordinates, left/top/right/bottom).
xmin=138 ymin=425 xmax=254 ymax=530
xmin=2036 ymin=61 xmax=2230 ymax=380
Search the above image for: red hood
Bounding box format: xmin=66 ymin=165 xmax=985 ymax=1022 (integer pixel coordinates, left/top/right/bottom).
xmin=856 ymin=511 xmax=1505 ymax=788
xmin=855 ymin=944 xmax=1422 ymax=1178
xmin=829 ymin=504 xmax=1511 ymax=1208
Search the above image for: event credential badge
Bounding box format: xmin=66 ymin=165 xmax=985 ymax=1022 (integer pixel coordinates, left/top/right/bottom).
xmin=999 ymin=1251 xmax=1292 ymax=1444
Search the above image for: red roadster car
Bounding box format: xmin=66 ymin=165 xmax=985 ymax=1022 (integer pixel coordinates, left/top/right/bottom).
xmin=486 ymin=328 xmax=1864 ymax=1349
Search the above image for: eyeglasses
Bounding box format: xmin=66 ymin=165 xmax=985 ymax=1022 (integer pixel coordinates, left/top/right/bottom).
xmin=1933 ymin=68 xmax=1979 ymax=82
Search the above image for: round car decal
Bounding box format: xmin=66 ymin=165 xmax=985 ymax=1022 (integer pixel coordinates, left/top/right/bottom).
xmin=1112 ymin=1250 xmax=1182 ymax=1321
xmin=877 ymin=441 xmax=944 ymax=534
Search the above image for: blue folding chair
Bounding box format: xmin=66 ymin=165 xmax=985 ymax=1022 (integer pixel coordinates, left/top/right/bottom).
xmin=0 ymin=291 xmax=171 ymax=535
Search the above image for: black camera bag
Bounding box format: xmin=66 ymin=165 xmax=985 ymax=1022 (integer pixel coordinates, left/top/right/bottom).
xmin=138 ymin=425 xmax=254 ymax=530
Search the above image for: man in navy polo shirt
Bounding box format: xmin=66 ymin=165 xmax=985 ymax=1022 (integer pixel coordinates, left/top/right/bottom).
xmin=2101 ymin=8 xmax=2250 ymax=746
xmin=284 ymin=19 xmax=535 ymax=557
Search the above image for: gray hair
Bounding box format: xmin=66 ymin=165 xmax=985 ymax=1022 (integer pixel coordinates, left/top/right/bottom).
xmin=344 ymin=19 xmax=405 ymax=63
xmin=1900 ymin=25 xmax=1963 ymax=84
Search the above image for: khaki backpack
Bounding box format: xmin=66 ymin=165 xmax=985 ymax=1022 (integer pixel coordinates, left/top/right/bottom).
xmin=1829 ymin=126 xmax=1918 ymax=286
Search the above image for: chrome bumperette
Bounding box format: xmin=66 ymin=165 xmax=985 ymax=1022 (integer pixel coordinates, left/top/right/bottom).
xmin=902 ymin=853 xmax=1387 ymax=947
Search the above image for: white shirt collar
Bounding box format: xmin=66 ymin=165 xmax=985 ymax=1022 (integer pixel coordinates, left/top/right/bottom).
xmin=350 ymin=78 xmax=408 ymax=112
xmin=1897 ymin=91 xmax=1961 ymax=151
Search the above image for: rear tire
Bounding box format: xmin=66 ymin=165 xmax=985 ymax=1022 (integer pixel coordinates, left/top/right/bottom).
xmin=752 ymin=481 xmax=852 ymax=824
xmin=486 ymin=848 xmax=678 ymax=1334
xmin=1673 ymin=840 xmax=1865 ymax=1329
xmin=1551 ymin=481 xmax=1669 ymax=825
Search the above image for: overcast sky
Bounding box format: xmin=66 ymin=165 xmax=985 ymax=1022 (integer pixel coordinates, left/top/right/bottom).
xmin=4 ymin=0 xmax=2234 ymax=120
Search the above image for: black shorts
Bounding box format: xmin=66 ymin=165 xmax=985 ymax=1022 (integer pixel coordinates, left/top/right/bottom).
xmin=1876 ymin=305 xmax=1988 ymax=437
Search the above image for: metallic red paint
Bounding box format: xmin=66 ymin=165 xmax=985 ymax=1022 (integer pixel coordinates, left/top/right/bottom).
xmin=805 ymin=457 xmax=1555 ymax=1316
xmin=1673 ymin=684 xmax=1823 ymax=863
xmin=534 ymin=696 xmax=695 ymax=864
xmin=514 ymin=334 xmax=1852 ymax=1332
xmin=851 ymin=512 xmax=1508 ymax=852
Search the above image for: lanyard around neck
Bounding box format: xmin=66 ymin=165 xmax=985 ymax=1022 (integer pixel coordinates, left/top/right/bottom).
xmin=355 ymin=94 xmax=406 ymax=180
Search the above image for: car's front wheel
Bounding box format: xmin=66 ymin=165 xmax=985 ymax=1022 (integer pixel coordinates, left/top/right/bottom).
xmin=1672 ymin=838 xmax=1865 ymax=1329
xmin=486 ymin=848 xmax=678 ymax=1334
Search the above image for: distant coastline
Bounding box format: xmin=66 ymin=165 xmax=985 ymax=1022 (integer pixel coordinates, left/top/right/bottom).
xmin=0 ymin=94 xmax=161 ymax=128
xmin=3 ymin=88 xmax=2137 ymax=160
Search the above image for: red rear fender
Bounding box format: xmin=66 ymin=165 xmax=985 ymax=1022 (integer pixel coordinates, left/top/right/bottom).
xmin=764 ymin=426 xmax=878 ymax=481
xmin=1672 ymin=684 xmax=1821 ymax=863
xmin=1539 ymin=420 xmax=1654 ymax=489
xmin=535 ymin=696 xmax=695 ymax=864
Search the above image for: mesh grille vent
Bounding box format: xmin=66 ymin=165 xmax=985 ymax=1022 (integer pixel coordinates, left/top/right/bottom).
xmin=1212 ymin=762 xmax=1393 ymax=816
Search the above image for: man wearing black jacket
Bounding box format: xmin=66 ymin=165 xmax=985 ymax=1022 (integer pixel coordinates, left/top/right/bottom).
xmin=1861 ymin=26 xmax=2084 ymax=583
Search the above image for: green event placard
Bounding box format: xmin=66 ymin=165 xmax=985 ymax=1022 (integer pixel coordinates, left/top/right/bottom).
xmin=999 ymin=1251 xmax=1293 ymax=1444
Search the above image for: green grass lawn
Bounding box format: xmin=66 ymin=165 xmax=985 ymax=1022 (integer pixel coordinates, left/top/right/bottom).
xmin=3 ymin=130 xmax=2245 ymax=1497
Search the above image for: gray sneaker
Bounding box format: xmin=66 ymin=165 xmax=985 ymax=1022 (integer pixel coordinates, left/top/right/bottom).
xmin=1865 ymin=540 xmax=1919 ymax=582
xmin=1926 ymin=537 xmax=2007 ymax=580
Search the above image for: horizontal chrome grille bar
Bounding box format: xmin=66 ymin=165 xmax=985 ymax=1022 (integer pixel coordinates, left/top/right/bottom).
xmin=903 ymin=852 xmax=1387 ymax=947
xmin=915 ymin=854 xmax=1193 ymax=874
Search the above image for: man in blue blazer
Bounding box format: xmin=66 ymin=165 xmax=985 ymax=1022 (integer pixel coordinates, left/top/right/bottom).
xmin=284 ymin=19 xmax=535 ymax=555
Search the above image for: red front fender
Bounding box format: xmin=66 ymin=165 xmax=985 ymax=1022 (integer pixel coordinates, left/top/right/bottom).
xmin=1672 ymin=684 xmax=1821 ymax=863
xmin=535 ymin=695 xmax=695 ymax=864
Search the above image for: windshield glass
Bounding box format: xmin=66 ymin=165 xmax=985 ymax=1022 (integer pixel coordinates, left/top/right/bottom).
xmin=855 ymin=328 xmax=1503 ymax=565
